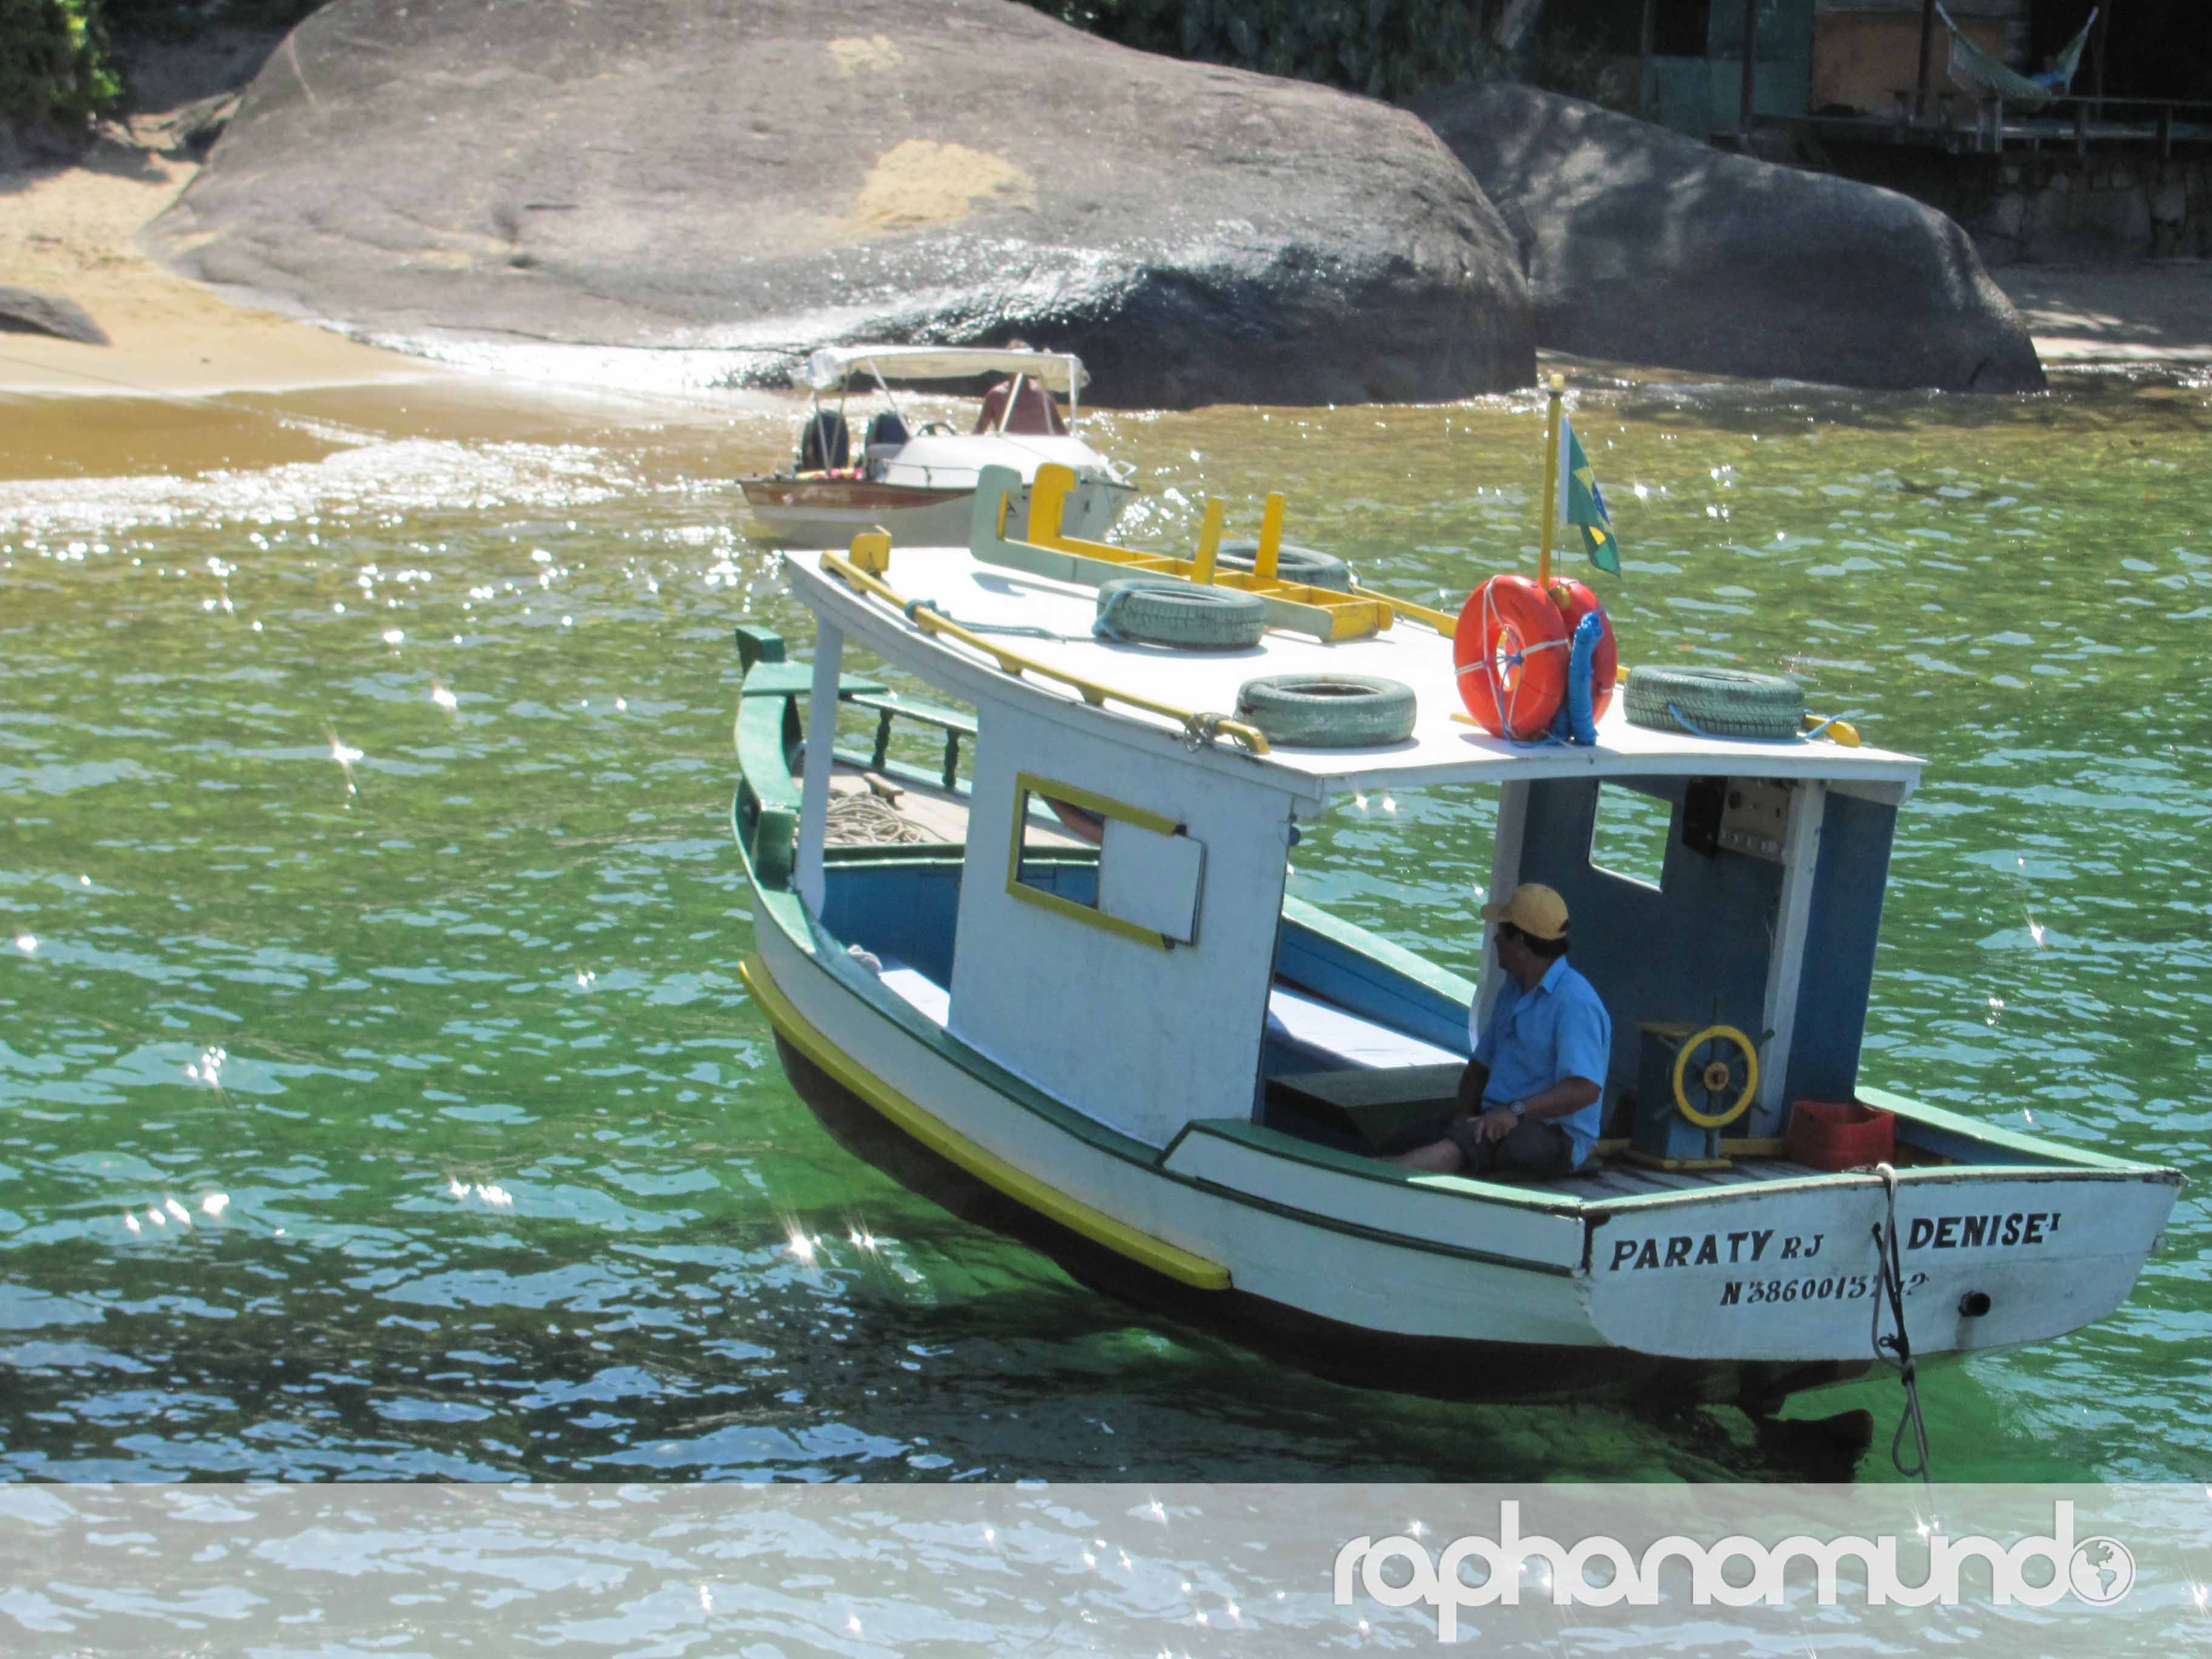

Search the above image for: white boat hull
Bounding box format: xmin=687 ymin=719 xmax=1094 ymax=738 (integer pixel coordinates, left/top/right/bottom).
xmin=748 ymin=920 xmax=2179 ymax=1371
xmin=1582 ymin=1174 xmax=2172 ymax=1360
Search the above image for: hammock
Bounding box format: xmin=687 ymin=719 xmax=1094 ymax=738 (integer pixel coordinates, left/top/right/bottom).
xmin=1936 ymin=4 xmax=2097 ymax=112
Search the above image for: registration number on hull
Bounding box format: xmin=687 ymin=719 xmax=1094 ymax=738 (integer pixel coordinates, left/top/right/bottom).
xmin=1718 ymin=1270 xmax=1927 ymax=1307
xmin=1581 ymin=1177 xmax=2171 ymax=1361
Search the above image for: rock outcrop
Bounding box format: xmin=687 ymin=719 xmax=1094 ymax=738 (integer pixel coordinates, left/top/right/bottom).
xmin=1412 ymin=82 xmax=2045 ymax=393
xmin=0 ymin=285 xmax=109 ymax=346
xmin=147 ymin=0 xmax=1534 ymax=405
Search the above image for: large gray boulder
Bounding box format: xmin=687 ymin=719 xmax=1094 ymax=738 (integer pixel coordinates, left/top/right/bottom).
xmin=1411 ymin=82 xmax=2044 ymax=393
xmin=0 ymin=285 xmax=109 ymax=346
xmin=147 ymin=0 xmax=1533 ymax=406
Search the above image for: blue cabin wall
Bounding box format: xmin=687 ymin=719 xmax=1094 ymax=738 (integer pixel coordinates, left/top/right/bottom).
xmin=817 ymin=862 xmax=963 ymax=987
xmin=819 ymin=855 xmax=1101 ymax=994
xmin=1783 ymin=791 xmax=1895 ymax=1106
xmin=1513 ymin=777 xmax=1898 ymax=1127
xmin=1518 ymin=777 xmax=1781 ymax=1100
xmin=1272 ymin=918 xmax=1472 ymax=1056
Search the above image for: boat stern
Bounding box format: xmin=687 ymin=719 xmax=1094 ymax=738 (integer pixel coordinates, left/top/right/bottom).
xmin=1581 ymin=1165 xmax=2182 ymax=1362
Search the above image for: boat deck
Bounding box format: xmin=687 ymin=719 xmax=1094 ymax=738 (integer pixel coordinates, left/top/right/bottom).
xmin=788 ymin=545 xmax=1925 ymax=800
xmin=824 ymin=760 xmax=1083 ymax=848
xmin=825 ymin=762 xmax=971 ymax=844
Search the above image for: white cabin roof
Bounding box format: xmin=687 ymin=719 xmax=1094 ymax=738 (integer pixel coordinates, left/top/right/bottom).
xmin=805 ymin=346 xmax=1088 ymax=395
xmin=786 ymin=546 xmax=1923 ymax=807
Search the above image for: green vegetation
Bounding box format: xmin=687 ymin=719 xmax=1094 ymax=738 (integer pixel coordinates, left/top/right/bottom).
xmin=1025 ymin=0 xmax=1626 ymax=106
xmin=1030 ymin=0 xmax=1501 ymax=103
xmin=1 ymin=0 xmax=324 ymax=127
xmin=0 ymin=0 xmax=121 ymax=126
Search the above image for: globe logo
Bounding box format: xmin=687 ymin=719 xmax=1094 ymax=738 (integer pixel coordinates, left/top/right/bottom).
xmin=2068 ymin=1536 xmax=2136 ymax=1605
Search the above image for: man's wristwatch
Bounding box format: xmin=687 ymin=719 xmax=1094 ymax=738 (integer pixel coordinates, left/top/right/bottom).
xmin=1508 ymin=1099 xmax=1527 ymax=1120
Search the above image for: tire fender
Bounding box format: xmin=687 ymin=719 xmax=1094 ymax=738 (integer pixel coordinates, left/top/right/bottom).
xmin=1093 ymin=577 xmax=1267 ymax=650
xmin=1234 ymin=674 xmax=1418 ymax=748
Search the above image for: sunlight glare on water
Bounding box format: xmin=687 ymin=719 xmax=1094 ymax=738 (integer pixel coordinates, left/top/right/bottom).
xmin=0 ymin=368 xmax=2207 ymax=1489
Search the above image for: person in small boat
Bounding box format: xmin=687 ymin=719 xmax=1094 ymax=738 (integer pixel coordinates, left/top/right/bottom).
xmin=1392 ymin=883 xmax=1610 ymax=1179
xmin=974 ymin=341 xmax=1070 ymax=436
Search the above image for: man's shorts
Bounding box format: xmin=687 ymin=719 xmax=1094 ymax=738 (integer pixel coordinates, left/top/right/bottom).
xmin=1447 ymin=1115 xmax=1578 ymax=1179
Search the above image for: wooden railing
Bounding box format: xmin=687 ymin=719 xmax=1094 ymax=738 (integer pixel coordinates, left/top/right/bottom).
xmin=845 ymin=691 xmax=974 ymax=792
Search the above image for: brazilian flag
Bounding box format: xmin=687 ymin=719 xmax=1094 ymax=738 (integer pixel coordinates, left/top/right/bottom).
xmin=1558 ymin=414 xmax=1621 ymax=575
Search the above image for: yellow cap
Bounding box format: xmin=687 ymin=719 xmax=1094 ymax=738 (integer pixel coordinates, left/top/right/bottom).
xmin=1480 ymin=881 xmax=1569 ymax=942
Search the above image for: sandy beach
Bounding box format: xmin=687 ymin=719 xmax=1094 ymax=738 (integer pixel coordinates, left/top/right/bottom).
xmin=4 ymin=127 xmax=2207 ymax=404
xmin=1988 ymin=262 xmax=2212 ymax=366
xmin=0 ymin=134 xmax=437 ymax=398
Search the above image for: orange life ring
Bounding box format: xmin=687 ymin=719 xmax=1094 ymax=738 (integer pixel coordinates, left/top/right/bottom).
xmin=1546 ymin=577 xmax=1620 ymax=722
xmin=1453 ymin=574 xmax=1569 ymax=739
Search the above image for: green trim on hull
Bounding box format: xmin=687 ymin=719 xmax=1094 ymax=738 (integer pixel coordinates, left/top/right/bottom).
xmin=1176 ymin=1170 xmax=1580 ymax=1278
xmin=1163 ymin=1118 xmax=1588 ymax=1220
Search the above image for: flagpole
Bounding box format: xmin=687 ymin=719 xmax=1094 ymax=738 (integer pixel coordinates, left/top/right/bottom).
xmin=1538 ymin=373 xmax=1564 ymax=589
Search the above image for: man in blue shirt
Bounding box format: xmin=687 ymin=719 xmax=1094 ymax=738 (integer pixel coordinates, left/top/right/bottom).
xmin=1393 ymin=882 xmax=1612 ymax=1179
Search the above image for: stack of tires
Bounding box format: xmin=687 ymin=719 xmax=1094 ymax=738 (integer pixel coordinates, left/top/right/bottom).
xmin=1621 ymin=666 xmax=1804 ymax=739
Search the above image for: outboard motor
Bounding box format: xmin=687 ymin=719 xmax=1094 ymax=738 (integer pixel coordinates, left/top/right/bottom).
xmin=865 ymin=410 xmax=911 ymax=451
xmin=797 ymin=410 xmax=850 ymax=473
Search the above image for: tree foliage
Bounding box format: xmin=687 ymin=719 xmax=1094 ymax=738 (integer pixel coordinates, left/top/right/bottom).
xmin=98 ymin=0 xmax=323 ymax=41
xmin=0 ymin=0 xmax=121 ymax=126
xmin=1 ymin=0 xmax=326 ymax=127
xmin=1033 ymin=0 xmax=1506 ymax=102
xmin=1025 ymin=0 xmax=1626 ymax=106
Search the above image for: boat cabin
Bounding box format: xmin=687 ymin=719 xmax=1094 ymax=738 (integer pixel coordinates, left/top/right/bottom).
xmin=742 ymin=501 xmax=1922 ymax=1190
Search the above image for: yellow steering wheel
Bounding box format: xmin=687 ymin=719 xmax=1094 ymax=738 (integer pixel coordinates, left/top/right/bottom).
xmin=1672 ymin=1024 xmax=1759 ymax=1129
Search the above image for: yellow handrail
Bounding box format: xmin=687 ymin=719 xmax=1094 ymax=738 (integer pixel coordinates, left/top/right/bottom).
xmin=820 ymin=550 xmax=1273 ymax=756
xmin=1347 ymin=583 xmax=1458 ymax=632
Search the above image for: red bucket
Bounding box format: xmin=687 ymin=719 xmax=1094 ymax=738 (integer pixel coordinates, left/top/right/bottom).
xmin=1787 ymin=1098 xmax=1895 ymax=1170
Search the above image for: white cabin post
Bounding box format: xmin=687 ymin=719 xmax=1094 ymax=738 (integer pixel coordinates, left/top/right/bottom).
xmin=795 ymin=621 xmax=843 ymax=915
xmin=1757 ymin=778 xmax=1828 ymax=1125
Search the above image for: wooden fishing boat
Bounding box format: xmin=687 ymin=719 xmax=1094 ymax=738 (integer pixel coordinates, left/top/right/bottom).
xmin=728 ymin=454 xmax=2182 ymax=1414
xmin=739 ymin=345 xmax=1136 ymax=549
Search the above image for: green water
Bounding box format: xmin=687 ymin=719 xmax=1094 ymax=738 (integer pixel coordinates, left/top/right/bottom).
xmin=2 ymin=367 xmax=2207 ymax=1483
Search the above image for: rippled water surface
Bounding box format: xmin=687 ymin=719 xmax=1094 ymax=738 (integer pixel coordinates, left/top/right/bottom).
xmin=2 ymin=366 xmax=2208 ymax=1486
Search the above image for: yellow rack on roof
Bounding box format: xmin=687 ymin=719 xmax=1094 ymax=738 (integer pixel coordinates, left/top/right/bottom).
xmin=971 ymin=463 xmax=1397 ymax=644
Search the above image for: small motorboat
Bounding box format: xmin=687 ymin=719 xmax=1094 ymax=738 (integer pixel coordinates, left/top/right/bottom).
xmin=727 ymin=438 xmax=2181 ymax=1429
xmin=739 ymin=344 xmax=1136 ymax=549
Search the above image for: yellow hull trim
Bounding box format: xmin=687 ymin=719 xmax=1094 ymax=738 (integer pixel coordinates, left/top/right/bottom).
xmin=739 ymin=953 xmax=1232 ymax=1292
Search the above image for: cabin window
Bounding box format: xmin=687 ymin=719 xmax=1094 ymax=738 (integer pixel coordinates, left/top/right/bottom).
xmin=1006 ymin=773 xmax=1204 ymax=949
xmin=1589 ymin=782 xmax=1673 ymax=892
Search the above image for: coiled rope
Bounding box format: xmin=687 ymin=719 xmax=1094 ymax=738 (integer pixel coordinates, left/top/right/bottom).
xmin=823 ymin=791 xmax=931 ymax=846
